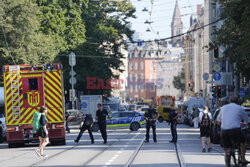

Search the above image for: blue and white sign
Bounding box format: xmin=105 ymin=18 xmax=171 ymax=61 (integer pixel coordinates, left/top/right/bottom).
xmin=240 ymin=88 xmax=245 ymax=98
xmin=212 ymin=98 xmax=216 ymax=105
xmin=81 ymin=102 xmax=88 ymax=109
xmin=213 ymin=72 xmax=221 ymax=81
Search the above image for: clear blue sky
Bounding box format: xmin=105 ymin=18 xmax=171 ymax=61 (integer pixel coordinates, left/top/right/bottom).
xmin=129 ymin=0 xmax=204 ymax=41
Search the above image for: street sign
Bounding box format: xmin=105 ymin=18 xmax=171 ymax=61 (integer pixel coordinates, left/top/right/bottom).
xmin=69 ymin=77 xmax=76 ymax=85
xmin=213 ymin=72 xmax=221 ymax=81
xmin=203 ymin=73 xmax=209 ymax=81
xmin=137 ymin=41 xmax=142 ymax=46
xmin=206 ymin=81 xmax=215 ymax=84
xmin=70 ymin=70 xmax=76 ymax=76
xmin=69 ymin=89 xmax=75 ymax=101
xmin=212 ymin=98 xmax=216 ymax=105
xmin=214 ymin=64 xmax=221 ymax=72
xmin=69 ymin=52 xmax=76 ymax=66
xmin=81 ymin=102 xmax=88 ymax=109
xmin=240 ymin=88 xmax=245 ymax=98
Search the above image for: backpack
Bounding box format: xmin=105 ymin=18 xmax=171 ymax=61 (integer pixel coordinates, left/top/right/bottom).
xmin=84 ymin=114 xmax=93 ymax=126
xmin=33 ymin=112 xmax=42 ymax=130
xmin=201 ymin=112 xmax=210 ymax=127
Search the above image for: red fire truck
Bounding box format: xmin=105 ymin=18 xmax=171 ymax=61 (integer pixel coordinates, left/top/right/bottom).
xmin=3 ymin=63 xmax=65 ymax=147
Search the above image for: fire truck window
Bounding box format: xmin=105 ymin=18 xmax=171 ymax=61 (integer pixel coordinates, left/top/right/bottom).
xmin=29 ymin=79 xmax=38 ymax=90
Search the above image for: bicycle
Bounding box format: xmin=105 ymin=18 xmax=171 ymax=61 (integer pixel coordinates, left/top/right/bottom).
xmin=225 ymin=141 xmax=247 ymax=167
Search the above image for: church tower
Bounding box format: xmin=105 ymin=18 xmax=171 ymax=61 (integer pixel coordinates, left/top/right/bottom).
xmin=171 ymin=0 xmax=183 ymax=47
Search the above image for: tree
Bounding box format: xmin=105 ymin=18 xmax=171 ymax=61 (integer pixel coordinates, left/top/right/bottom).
xmin=173 ymin=68 xmax=185 ymax=92
xmin=62 ymin=0 xmax=136 ymax=96
xmin=0 ymin=0 xmax=58 ymax=65
xmin=214 ymin=0 xmax=250 ymax=80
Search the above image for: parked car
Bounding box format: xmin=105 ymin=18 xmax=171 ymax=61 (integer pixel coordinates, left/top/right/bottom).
xmin=128 ymin=104 xmax=136 ymax=111
xmin=157 ymin=106 xmax=172 ymax=123
xmin=0 ymin=113 xmax=6 ymax=142
xmin=66 ymin=109 xmax=85 ymax=128
xmin=140 ymin=107 xmax=149 ymax=114
xmin=211 ymin=108 xmax=221 ymax=144
xmin=92 ymin=111 xmax=145 ymax=132
xmin=244 ymin=107 xmax=250 ymax=146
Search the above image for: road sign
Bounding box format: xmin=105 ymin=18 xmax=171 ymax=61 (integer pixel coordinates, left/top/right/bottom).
xmin=81 ymin=102 xmax=88 ymax=109
xmin=203 ymin=73 xmax=209 ymax=81
xmin=69 ymin=52 xmax=76 ymax=66
xmin=214 ymin=64 xmax=221 ymax=72
xmin=70 ymin=70 xmax=76 ymax=76
xmin=213 ymin=72 xmax=221 ymax=81
xmin=69 ymin=77 xmax=76 ymax=85
xmin=137 ymin=41 xmax=142 ymax=46
xmin=69 ymin=89 xmax=75 ymax=101
xmin=212 ymin=98 xmax=216 ymax=105
xmin=206 ymin=81 xmax=215 ymax=84
xmin=240 ymin=88 xmax=245 ymax=98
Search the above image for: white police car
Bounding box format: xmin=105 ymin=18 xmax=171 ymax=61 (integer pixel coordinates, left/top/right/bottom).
xmin=92 ymin=111 xmax=145 ymax=132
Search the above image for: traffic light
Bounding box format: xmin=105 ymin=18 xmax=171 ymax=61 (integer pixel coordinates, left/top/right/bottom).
xmin=212 ymin=86 xmax=217 ymax=98
xmin=217 ymin=86 xmax=221 ymax=98
xmin=214 ymin=47 xmax=219 ymax=58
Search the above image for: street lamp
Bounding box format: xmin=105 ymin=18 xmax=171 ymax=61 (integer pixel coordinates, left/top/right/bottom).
xmin=142 ymin=7 xmax=148 ymax=12
xmin=146 ymin=28 xmax=151 ymax=32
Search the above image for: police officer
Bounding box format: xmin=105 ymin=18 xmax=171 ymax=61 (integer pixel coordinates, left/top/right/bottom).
xmin=75 ymin=114 xmax=94 ymax=144
xmin=169 ymin=104 xmax=178 ymax=143
xmin=96 ymin=104 xmax=112 ymax=144
xmin=144 ymin=103 xmax=159 ymax=143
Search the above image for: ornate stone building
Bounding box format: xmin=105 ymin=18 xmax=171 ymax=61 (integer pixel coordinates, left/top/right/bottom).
xmin=171 ymin=0 xmax=183 ymax=47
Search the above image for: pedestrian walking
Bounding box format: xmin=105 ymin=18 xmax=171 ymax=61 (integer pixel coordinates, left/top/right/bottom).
xmin=95 ymin=103 xmax=112 ymax=144
xmin=35 ymin=106 xmax=49 ymax=158
xmin=199 ymin=106 xmax=212 ymax=152
xmin=75 ymin=114 xmax=94 ymax=144
xmin=65 ymin=111 xmax=70 ymax=133
xmin=192 ymin=107 xmax=200 ymax=128
xmin=144 ymin=103 xmax=159 ymax=143
xmin=169 ymin=104 xmax=178 ymax=143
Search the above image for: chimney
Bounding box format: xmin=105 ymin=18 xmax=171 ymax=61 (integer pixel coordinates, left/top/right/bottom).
xmin=197 ymin=4 xmax=202 ymax=16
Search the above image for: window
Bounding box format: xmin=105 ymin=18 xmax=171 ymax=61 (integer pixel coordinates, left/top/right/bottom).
xmin=141 ymin=62 xmax=144 ymax=70
xmin=29 ymin=78 xmax=38 ymax=90
xmin=163 ymin=108 xmax=171 ymax=113
xmin=111 ymin=113 xmax=120 ymax=118
xmin=129 ymin=63 xmax=133 ymax=70
xmin=135 ymin=62 xmax=138 ymax=70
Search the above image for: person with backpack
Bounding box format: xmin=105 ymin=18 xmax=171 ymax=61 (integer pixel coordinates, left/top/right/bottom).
xmin=199 ymin=106 xmax=212 ymax=152
xmin=33 ymin=105 xmax=49 ymax=158
xmin=74 ymin=114 xmax=94 ymax=144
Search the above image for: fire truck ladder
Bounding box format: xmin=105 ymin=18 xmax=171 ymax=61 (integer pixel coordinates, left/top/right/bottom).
xmin=10 ymin=66 xmax=21 ymax=121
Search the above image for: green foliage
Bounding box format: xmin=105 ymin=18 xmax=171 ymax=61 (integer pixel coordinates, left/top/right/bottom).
xmin=214 ymin=0 xmax=250 ymax=80
xmin=0 ymin=0 xmax=58 ymax=65
xmin=173 ymin=68 xmax=185 ymax=92
xmin=61 ymin=0 xmax=136 ymax=96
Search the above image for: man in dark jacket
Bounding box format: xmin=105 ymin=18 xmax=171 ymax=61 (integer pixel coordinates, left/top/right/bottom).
xmin=144 ymin=103 xmax=159 ymax=143
xmin=75 ymin=114 xmax=94 ymax=144
xmin=95 ymin=103 xmax=112 ymax=144
xmin=169 ymin=104 xmax=179 ymax=143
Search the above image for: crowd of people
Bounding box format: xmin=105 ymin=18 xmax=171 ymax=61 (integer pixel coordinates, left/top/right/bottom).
xmin=34 ymin=96 xmax=249 ymax=166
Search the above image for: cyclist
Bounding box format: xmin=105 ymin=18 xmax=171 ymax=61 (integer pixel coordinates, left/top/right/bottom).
xmin=217 ymin=96 xmax=249 ymax=166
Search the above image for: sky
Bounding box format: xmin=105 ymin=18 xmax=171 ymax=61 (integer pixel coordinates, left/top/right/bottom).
xmin=129 ymin=0 xmax=204 ymax=41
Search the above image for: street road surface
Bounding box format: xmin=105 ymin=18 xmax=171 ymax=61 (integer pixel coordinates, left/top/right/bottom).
xmin=0 ymin=123 xmax=249 ymax=167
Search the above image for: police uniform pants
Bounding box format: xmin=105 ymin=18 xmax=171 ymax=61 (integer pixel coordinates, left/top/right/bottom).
xmin=76 ymin=124 xmax=94 ymax=142
xmin=170 ymin=122 xmax=177 ymax=142
xmin=98 ymin=122 xmax=107 ymax=142
xmin=146 ymin=121 xmax=156 ymax=141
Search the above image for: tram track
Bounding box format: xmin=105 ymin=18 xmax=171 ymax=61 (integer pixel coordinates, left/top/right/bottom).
xmin=30 ymin=129 xmax=134 ymax=167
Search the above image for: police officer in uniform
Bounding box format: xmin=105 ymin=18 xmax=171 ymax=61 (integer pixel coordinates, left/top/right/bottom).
xmin=96 ymin=104 xmax=112 ymax=144
xmin=169 ymin=104 xmax=178 ymax=143
xmin=75 ymin=114 xmax=94 ymax=144
xmin=145 ymin=103 xmax=159 ymax=143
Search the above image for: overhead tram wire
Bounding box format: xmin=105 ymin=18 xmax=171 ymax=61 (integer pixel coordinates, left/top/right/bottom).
xmin=127 ymin=18 xmax=223 ymax=44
